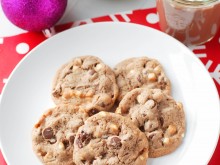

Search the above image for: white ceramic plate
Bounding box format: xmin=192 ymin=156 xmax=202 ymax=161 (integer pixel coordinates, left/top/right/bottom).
xmin=0 ymin=22 xmax=219 ymax=165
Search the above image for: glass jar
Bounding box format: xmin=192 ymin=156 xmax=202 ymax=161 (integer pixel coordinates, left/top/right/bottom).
xmin=157 ymin=0 xmax=220 ymax=46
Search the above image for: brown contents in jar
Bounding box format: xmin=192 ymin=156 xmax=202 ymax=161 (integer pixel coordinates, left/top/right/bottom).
xmin=157 ymin=0 xmax=220 ymax=45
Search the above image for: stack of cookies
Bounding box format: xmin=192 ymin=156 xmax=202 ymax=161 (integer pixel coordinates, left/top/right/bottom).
xmin=32 ymin=56 xmax=185 ymax=165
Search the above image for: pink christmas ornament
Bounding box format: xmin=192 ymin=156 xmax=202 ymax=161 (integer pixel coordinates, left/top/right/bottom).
xmin=1 ymin=0 xmax=67 ymax=32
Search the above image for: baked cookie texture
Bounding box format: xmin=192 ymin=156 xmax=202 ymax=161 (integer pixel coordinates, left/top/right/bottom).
xmin=52 ymin=56 xmax=119 ymax=113
xmin=116 ymin=88 xmax=185 ymax=158
xmin=73 ymin=112 xmax=149 ymax=165
xmin=114 ymin=57 xmax=171 ymax=101
xmin=32 ymin=104 xmax=89 ymax=165
xmin=32 ymin=55 xmax=186 ymax=164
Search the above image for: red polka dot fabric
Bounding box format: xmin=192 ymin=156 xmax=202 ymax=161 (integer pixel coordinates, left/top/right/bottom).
xmin=0 ymin=7 xmax=219 ymax=165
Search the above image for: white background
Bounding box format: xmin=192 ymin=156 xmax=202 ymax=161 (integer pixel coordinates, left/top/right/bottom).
xmin=0 ymin=0 xmax=156 ymax=36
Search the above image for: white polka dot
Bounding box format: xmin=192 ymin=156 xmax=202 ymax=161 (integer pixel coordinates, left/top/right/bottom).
xmin=0 ymin=38 xmax=4 ymax=44
xmin=219 ymin=37 xmax=220 ymax=44
xmin=16 ymin=43 xmax=30 ymax=55
xmin=3 ymin=78 xmax=8 ymax=84
xmin=146 ymin=13 xmax=159 ymax=24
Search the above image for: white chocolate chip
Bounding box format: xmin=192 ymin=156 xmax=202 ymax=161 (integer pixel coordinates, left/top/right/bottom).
xmin=110 ymin=124 xmax=118 ymax=130
xmin=73 ymin=58 xmax=82 ymax=66
xmin=145 ymin=99 xmax=155 ymax=109
xmin=129 ymin=69 xmax=135 ymax=75
xmin=44 ymin=153 xmax=56 ymax=161
xmin=58 ymin=142 xmax=65 ymax=150
xmin=140 ymin=156 xmax=145 ymax=160
xmin=73 ymin=65 xmax=79 ymax=70
xmin=49 ymin=138 xmax=56 ymax=144
xmin=85 ymin=90 xmax=95 ymax=97
xmin=154 ymin=65 xmax=161 ymax=74
xmin=93 ymin=131 xmax=102 ymax=138
xmin=163 ymin=137 xmax=170 ymax=145
xmin=109 ymin=123 xmax=119 ymax=135
xmin=115 ymin=108 xmax=122 ymax=114
xmin=99 ymin=111 xmax=107 ymax=117
xmin=167 ymin=125 xmax=177 ymax=136
xmin=152 ymin=89 xmax=164 ymax=102
xmin=148 ymin=73 xmax=157 ymax=82
xmin=181 ymin=133 xmax=185 ymax=138
xmin=62 ymin=90 xmax=74 ymax=99
xmin=137 ymin=94 xmax=144 ymax=104
xmin=138 ymin=150 xmax=148 ymax=161
xmin=75 ymin=90 xmax=82 ymax=97
xmin=177 ymin=102 xmax=183 ymax=110
xmin=95 ymin=64 xmax=103 ymax=71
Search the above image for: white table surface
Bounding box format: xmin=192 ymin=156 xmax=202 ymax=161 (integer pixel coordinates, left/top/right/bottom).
xmin=0 ymin=0 xmax=156 ymax=37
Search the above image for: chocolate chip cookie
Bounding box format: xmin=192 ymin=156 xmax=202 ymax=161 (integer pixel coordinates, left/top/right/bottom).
xmin=73 ymin=112 xmax=149 ymax=165
xmin=116 ymin=88 xmax=185 ymax=158
xmin=32 ymin=104 xmax=89 ymax=165
xmin=52 ymin=56 xmax=119 ymax=113
xmin=114 ymin=57 xmax=171 ymax=101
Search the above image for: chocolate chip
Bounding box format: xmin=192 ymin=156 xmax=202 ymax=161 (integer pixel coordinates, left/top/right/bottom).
xmin=159 ymin=78 xmax=167 ymax=89
xmin=76 ymin=139 xmax=83 ymax=149
xmin=52 ymin=86 xmax=62 ymax=97
xmin=99 ymin=102 xmax=105 ymax=107
xmin=43 ymin=127 xmax=54 ymax=139
xmin=76 ymin=131 xmax=91 ymax=148
xmin=110 ymin=137 xmax=122 ymax=149
xmin=88 ymin=109 xmax=99 ymax=116
xmin=148 ymin=133 xmax=155 ymax=139
xmin=100 ymin=152 xmax=107 ymax=158
xmin=40 ymin=151 xmax=47 ymax=157
xmin=52 ymin=90 xmax=60 ymax=97
xmin=62 ymin=139 xmax=70 ymax=149
xmin=139 ymin=126 xmax=145 ymax=132
xmin=159 ymin=117 xmax=164 ymax=126
xmin=94 ymin=63 xmax=99 ymax=67
xmin=69 ymin=135 xmax=75 ymax=144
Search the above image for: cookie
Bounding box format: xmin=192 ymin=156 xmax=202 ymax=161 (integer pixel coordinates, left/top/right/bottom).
xmin=73 ymin=112 xmax=148 ymax=165
xmin=52 ymin=56 xmax=118 ymax=113
xmin=116 ymin=88 xmax=185 ymax=158
xmin=32 ymin=104 xmax=89 ymax=165
xmin=114 ymin=57 xmax=171 ymax=101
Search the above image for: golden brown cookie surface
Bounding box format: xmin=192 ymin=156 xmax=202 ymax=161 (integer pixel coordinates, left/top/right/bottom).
xmin=73 ymin=112 xmax=148 ymax=165
xmin=116 ymin=88 xmax=185 ymax=158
